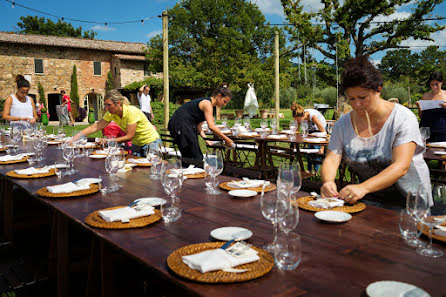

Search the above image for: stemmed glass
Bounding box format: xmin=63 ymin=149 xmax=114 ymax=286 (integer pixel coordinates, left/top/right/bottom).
xmin=289 ymin=120 xmax=298 ymax=140
xmin=104 ymin=149 xmax=123 ymax=193
xmin=160 ymin=159 xmax=183 ymax=222
xmin=11 ymin=126 xmax=22 ymax=153
xmin=301 ymin=121 xmax=309 ymax=137
xmin=326 ymin=122 xmax=334 ymax=135
xmin=414 ymin=183 xmax=446 ymax=257
xmin=278 ymin=163 xmax=301 ymax=234
xmin=221 ymin=116 xmax=228 ymax=129
xmin=405 ymin=192 xmax=426 ymax=248
xmin=243 ymin=116 xmax=251 ymax=132
xmin=260 ymin=119 xmax=268 ymax=130
xmin=62 ymin=144 xmax=76 ymax=175
xmin=146 ymin=142 xmax=163 ymax=179
xmin=203 ymin=151 xmax=224 ymax=195
xmin=270 ymin=120 xmax=278 ymax=134
xmin=419 ymin=127 xmax=430 ymax=147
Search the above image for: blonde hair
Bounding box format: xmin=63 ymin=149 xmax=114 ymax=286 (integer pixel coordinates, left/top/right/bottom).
xmin=105 ymin=89 xmax=130 ymax=105
xmin=290 ymin=102 xmax=305 ymax=118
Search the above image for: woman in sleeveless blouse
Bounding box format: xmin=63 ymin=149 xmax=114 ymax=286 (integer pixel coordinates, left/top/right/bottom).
xmin=2 ymin=75 xmax=38 ymax=127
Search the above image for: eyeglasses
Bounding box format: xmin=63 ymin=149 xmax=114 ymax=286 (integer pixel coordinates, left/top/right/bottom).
xmin=104 ymin=103 xmax=115 ymax=108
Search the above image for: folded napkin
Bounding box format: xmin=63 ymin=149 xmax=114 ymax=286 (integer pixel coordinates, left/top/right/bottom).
xmin=0 ymin=154 xmax=26 ymax=162
xmin=304 ymin=137 xmax=326 ymax=143
xmin=128 ymin=158 xmax=151 ymax=164
xmin=15 ymin=166 xmax=50 ymax=175
xmin=255 ymin=128 xmax=271 ymax=132
xmin=299 ymin=148 xmax=320 ymax=154
xmin=227 ymin=178 xmax=266 ymax=189
xmin=182 ymin=245 xmax=259 ymax=273
xmin=81 ymin=142 xmax=97 ymax=148
xmin=433 ymin=151 xmax=446 ymax=155
xmin=99 ymin=205 xmax=155 ymax=223
xmin=171 ymin=165 xmax=205 ymax=176
xmin=46 ymin=182 xmax=91 ymax=194
xmin=267 ymin=134 xmax=287 ymax=139
xmin=220 ymin=129 xmax=231 ymax=134
xmin=310 ymin=132 xmax=327 ymax=137
xmin=236 ymin=126 xmax=248 ymax=134
xmin=117 ymin=164 xmax=135 ymax=173
xmin=280 ymin=130 xmax=297 ymax=134
xmin=239 ymin=132 xmax=259 ymax=137
xmin=75 ymin=178 xmax=102 ymax=186
xmin=435 ymin=225 xmax=446 ymax=237
xmin=429 ymin=142 xmax=446 ymax=148
xmin=308 ymin=198 xmax=345 ymax=209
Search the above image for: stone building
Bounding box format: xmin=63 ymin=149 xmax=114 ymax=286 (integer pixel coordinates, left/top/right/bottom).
xmin=0 ymin=31 xmax=150 ymax=122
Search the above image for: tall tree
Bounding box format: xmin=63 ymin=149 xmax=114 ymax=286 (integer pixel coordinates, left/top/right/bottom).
xmin=17 ymin=16 xmax=96 ymax=39
xmin=281 ymin=0 xmax=445 ymax=68
xmin=70 ymin=65 xmax=80 ymax=119
xmin=378 ymin=49 xmax=419 ymax=81
xmin=145 ymin=0 xmax=290 ymax=106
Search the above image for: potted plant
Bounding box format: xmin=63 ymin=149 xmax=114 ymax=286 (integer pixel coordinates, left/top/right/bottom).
xmin=235 ymin=109 xmax=244 ymax=119
xmin=40 ymin=108 xmax=49 ymax=125
xmin=88 ymin=107 xmax=96 ymax=124
xmin=258 ymin=99 xmax=270 ymax=119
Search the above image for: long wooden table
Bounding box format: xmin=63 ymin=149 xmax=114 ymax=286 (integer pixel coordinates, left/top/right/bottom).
xmin=1 ymin=144 xmax=446 ymax=297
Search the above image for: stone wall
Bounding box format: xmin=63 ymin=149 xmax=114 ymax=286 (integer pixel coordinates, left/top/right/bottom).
xmin=120 ymin=60 xmax=146 ymax=87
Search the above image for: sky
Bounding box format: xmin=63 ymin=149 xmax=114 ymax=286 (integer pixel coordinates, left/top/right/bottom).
xmin=0 ymin=0 xmax=445 ymax=64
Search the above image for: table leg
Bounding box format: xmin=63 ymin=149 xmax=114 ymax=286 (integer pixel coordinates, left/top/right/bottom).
xmin=49 ymin=212 xmax=69 ymax=297
xmin=87 ymin=238 xmax=115 ymax=297
xmin=0 ymin=176 xmax=14 ymax=243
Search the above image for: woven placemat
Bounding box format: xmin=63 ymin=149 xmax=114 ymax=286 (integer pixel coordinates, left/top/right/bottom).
xmin=36 ymin=184 xmax=99 ymax=198
xmin=295 ymin=196 xmax=366 ymax=213
xmin=420 ymin=222 xmax=446 ymax=243
xmin=6 ymin=168 xmax=56 ymax=179
xmin=219 ymin=182 xmax=276 ymax=193
xmin=184 ymin=172 xmax=208 ymax=179
xmin=85 ymin=206 xmax=162 ymax=229
xmin=167 ymin=242 xmax=274 ymax=283
xmin=0 ymin=156 xmax=28 ymax=165
xmin=0 ymin=147 xmax=6 ymax=152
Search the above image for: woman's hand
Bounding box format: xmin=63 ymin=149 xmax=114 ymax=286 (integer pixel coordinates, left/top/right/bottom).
xmin=321 ymin=181 xmax=338 ymax=198
xmin=27 ymin=118 xmax=36 ymax=124
xmin=224 ymin=139 xmax=234 ymax=148
xmin=338 ymin=184 xmax=368 ymax=204
xmin=440 ymin=101 xmax=446 ymax=109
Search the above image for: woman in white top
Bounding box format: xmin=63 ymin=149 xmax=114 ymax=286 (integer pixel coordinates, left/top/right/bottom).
xmin=2 ymin=75 xmax=38 ymax=127
xmin=321 ymin=56 xmax=431 ymax=207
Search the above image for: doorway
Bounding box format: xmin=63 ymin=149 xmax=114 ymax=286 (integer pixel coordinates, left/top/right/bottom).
xmin=83 ymin=93 xmax=104 ymax=121
xmin=47 ymin=93 xmax=61 ymax=121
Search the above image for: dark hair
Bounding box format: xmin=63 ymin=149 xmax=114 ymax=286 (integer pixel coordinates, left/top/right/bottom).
xmin=428 ymin=71 xmax=443 ymax=84
xmin=15 ymin=74 xmax=30 ymax=89
xmin=340 ymin=56 xmax=383 ymax=94
xmin=61 ymin=90 xmax=65 ymax=94
xmin=211 ymin=83 xmax=232 ymax=98
xmin=290 ymin=102 xmax=305 ymax=118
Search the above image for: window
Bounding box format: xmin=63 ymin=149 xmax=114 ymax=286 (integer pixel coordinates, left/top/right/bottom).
xmin=34 ymin=59 xmax=44 ymax=74
xmin=93 ymin=61 xmax=102 ymax=76
xmin=144 ymin=64 xmax=150 ymax=76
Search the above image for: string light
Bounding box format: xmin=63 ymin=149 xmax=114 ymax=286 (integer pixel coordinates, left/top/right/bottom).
xmin=141 ymin=19 xmax=144 ymax=24
xmin=11 ymin=0 xmax=14 ymax=8
xmin=104 ymin=22 xmax=107 ymax=28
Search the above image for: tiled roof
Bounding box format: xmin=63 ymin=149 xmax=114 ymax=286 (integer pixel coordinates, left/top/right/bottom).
xmin=0 ymin=31 xmax=146 ymax=54
xmin=113 ymin=54 xmax=147 ymax=61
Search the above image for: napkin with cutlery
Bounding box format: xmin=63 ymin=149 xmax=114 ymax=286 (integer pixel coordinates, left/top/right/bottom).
xmin=15 ymin=166 xmax=50 ymax=175
xmin=308 ymin=197 xmax=345 ymax=209
xmin=227 ymin=178 xmax=268 ymax=189
xmin=127 ymin=158 xmax=151 ymax=164
xmin=46 ymin=182 xmax=91 ymax=194
xmin=171 ymin=165 xmax=205 ymax=176
xmin=0 ymin=154 xmax=27 ymax=162
xmin=98 ymin=205 xmax=155 ymax=223
xmin=182 ymin=243 xmax=259 ymax=273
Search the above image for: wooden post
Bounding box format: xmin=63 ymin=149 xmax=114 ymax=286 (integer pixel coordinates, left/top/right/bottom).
xmin=274 ymin=31 xmax=280 ymax=127
xmin=163 ymin=11 xmax=169 ymax=129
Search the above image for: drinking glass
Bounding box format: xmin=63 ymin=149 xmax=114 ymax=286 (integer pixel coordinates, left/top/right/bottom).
xmin=301 ymin=121 xmax=309 ymax=137
xmin=160 ymin=159 xmax=183 ymax=222
xmin=203 ymin=151 xmax=224 ymax=195
xmin=414 ymin=183 xmax=446 ymax=257
xmin=11 ymin=126 xmax=22 ymax=152
xmin=274 ymin=232 xmax=302 ymax=271
xmin=326 ymin=122 xmax=334 ymax=135
xmin=405 ymin=192 xmax=426 ymax=248
xmin=146 ymin=142 xmax=163 ymax=179
xmin=277 ymin=162 xmax=294 ymax=194
xmin=260 ymin=119 xmax=268 ymax=130
xmin=54 ymin=161 xmax=63 ymax=179
xmin=221 ymin=116 xmax=228 ymax=129
xmin=62 ymin=144 xmax=76 ymax=175
xmin=289 ymin=120 xmax=297 ymax=133
xmin=270 ymin=120 xmax=278 ymax=134
xmin=234 ymin=118 xmax=242 ymax=127
xmin=243 ymin=116 xmax=251 ymax=131
xmin=419 ymin=127 xmax=430 ymax=147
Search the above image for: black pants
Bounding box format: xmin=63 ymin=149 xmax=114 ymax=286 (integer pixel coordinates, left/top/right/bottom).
xmin=168 ymin=122 xmax=203 ymax=161
xmin=143 ymin=112 xmax=153 ymax=123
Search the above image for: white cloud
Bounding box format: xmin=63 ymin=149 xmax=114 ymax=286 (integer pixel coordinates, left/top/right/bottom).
xmin=301 ymin=0 xmax=323 ymax=12
xmin=90 ymin=25 xmax=116 ymax=32
xmin=250 ymin=0 xmax=284 ymax=16
xmin=371 ymin=59 xmax=381 ymax=66
xmin=146 ymin=29 xmax=162 ymax=39
xmin=371 ymin=11 xmax=411 ymax=24
xmin=400 ymin=29 xmax=446 ymax=48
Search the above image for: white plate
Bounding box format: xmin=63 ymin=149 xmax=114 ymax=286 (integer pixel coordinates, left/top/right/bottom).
xmin=366 ymin=281 xmax=430 ymax=297
xmin=314 ymin=211 xmax=352 ymax=223
xmin=134 ymin=197 xmax=167 ymax=207
xmin=228 ymin=189 xmax=257 ymax=198
xmin=210 ymin=227 xmax=253 ymax=241
xmin=89 ymin=155 xmax=106 ymax=159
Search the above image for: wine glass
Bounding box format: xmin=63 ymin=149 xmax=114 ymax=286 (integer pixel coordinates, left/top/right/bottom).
xmin=11 ymin=126 xmax=22 ymax=153
xmin=160 ymin=159 xmax=183 ymax=222
xmin=62 ymin=144 xmax=76 ymax=175
xmin=301 ymin=121 xmax=309 ymax=137
xmin=243 ymin=116 xmax=251 ymax=131
xmin=419 ymin=127 xmax=430 ymax=147
xmin=405 ymin=192 xmax=426 ymax=248
xmin=414 ymin=183 xmax=446 ymax=257
xmin=221 ymin=116 xmax=228 ymax=129
xmin=260 ymin=119 xmax=268 ymax=130
xmin=289 ymin=120 xmax=297 ymax=133
xmin=203 ymin=151 xmax=224 ymax=195
xmin=277 ymin=162 xmax=294 ymax=194
xmin=270 ymin=120 xmax=278 ymax=134
xmin=146 ymin=142 xmax=163 ymax=179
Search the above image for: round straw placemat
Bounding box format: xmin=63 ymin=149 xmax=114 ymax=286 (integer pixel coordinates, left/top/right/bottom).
xmin=420 ymin=222 xmax=446 ymax=243
xmin=167 ymin=242 xmax=274 ymax=283
xmin=36 ymin=184 xmax=99 ymax=198
xmin=0 ymin=156 xmax=28 ymax=165
xmin=219 ymin=182 xmax=276 ymax=193
xmin=6 ymin=168 xmax=56 ymax=179
xmin=0 ymin=147 xmax=6 ymax=152
xmin=295 ymin=196 xmax=366 ymax=213
xmin=85 ymin=206 xmax=162 ymax=229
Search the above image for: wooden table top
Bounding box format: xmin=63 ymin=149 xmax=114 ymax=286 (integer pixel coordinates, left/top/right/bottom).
xmin=1 ymin=144 xmax=446 ymax=297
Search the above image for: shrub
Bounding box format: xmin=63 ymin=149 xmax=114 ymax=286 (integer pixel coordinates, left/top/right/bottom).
xmin=280 ymin=87 xmax=297 ymax=108
xmin=76 ymin=107 xmax=87 ymax=122
xmin=0 ymin=98 xmax=4 ymax=117
xmin=41 ymin=107 xmax=47 ymax=112
xmin=313 ymin=87 xmax=337 ymax=107
xmin=38 ymin=81 xmax=46 ymax=108
xmin=70 ymin=65 xmax=80 ymax=119
xmin=151 ymin=101 xmax=178 ymax=127
xmin=106 ymin=71 xmax=114 ymax=91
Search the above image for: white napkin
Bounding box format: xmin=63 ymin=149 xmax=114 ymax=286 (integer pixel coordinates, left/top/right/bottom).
xmin=94 ymin=149 xmax=110 ymax=155
xmin=236 ymin=126 xmax=248 ymax=134
xmin=255 ymin=128 xmax=271 ymax=132
xmin=303 ymin=137 xmax=326 ymax=143
xmin=299 ymin=148 xmax=320 ymax=154
xmin=99 ymin=205 xmax=155 ymax=223
xmin=75 ymin=178 xmax=102 ymax=186
xmin=435 ymin=225 xmax=446 ymax=237
xmin=171 ymin=165 xmax=205 ymax=176
xmin=310 ymin=132 xmax=327 ymax=137
xmin=433 ymin=151 xmax=446 ymax=155
xmin=227 ymin=178 xmax=266 ymax=189
xmin=0 ymin=154 xmax=26 ymax=162
xmin=15 ymin=167 xmax=50 ymax=175
xmin=182 ymin=246 xmax=259 ymax=273
xmin=239 ymin=132 xmax=259 ymax=137
xmin=308 ymin=198 xmax=345 ymax=209
xmin=429 ymin=142 xmax=446 ymax=148
xmin=267 ymin=134 xmax=287 ymax=139
xmin=46 ymin=182 xmax=91 ymax=194
xmin=127 ymin=158 xmax=151 ymax=164
xmin=117 ymin=164 xmax=135 ymax=173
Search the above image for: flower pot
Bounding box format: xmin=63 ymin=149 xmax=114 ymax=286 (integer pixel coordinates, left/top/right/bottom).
xmin=260 ymin=109 xmax=269 ymax=119
xmin=235 ymin=110 xmax=244 ymax=118
xmin=41 ymin=112 xmax=49 ymax=125
xmin=88 ymin=111 xmax=96 ymax=124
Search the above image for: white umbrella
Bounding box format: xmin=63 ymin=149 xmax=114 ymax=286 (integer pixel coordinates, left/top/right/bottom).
xmin=244 ymin=83 xmax=259 ymax=118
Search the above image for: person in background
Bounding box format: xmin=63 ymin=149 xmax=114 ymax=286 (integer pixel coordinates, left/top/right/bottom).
xmin=102 ymin=121 xmax=132 ymax=149
xmin=168 ymin=83 xmax=234 ymax=160
xmin=321 ymin=56 xmax=431 ymax=208
xmin=2 ymin=74 xmax=38 ymax=128
xmin=291 ymin=102 xmax=326 ymax=173
xmin=73 ymin=90 xmax=160 ymax=157
xmin=137 ymin=85 xmax=154 ymax=122
xmin=418 ymin=71 xmax=446 ymax=142
xmin=61 ymin=90 xmax=75 ymax=126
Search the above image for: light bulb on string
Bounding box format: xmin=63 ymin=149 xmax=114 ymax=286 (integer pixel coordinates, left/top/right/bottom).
xmin=104 ymin=22 xmax=108 ymax=28
xmin=141 ymin=19 xmax=144 ymax=24
xmin=12 ymin=1 xmax=15 ymax=8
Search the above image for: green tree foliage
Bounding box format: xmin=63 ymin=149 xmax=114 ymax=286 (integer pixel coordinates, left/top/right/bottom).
xmin=124 ymin=77 xmax=164 ymax=100
xmin=144 ymin=0 xmax=290 ymax=108
xmin=281 ymin=0 xmax=445 ymax=70
xmin=106 ymin=71 xmax=114 ymax=91
xmin=37 ymin=81 xmax=46 ymax=108
xmin=17 ymin=16 xmax=96 ymax=39
xmin=70 ymin=65 xmax=80 ymax=119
